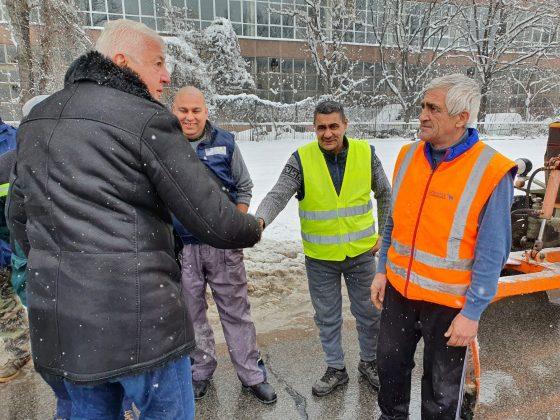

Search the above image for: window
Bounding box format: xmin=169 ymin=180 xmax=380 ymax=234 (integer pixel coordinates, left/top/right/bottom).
xmin=200 ymin=1 xmax=213 ymax=20
xmin=92 ymin=0 xmax=106 ymax=12
xmin=243 ymin=1 xmax=255 ymax=23
xmin=140 ymin=0 xmax=154 ymax=15
xmin=230 ymin=1 xmax=242 ymax=22
xmin=65 ymin=0 xmax=493 ymax=49
xmin=257 ymin=2 xmax=268 ymax=24
xmin=123 ymin=0 xmax=140 ymax=15
xmin=187 ymin=0 xmax=199 ymax=19
xmin=270 ymin=26 xmax=281 ymax=38
xmin=106 ymin=0 xmax=122 ymax=13
xmin=215 ymin=0 xmax=228 ymax=18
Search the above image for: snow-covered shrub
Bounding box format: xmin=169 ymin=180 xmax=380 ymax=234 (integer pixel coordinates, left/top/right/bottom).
xmin=200 ymin=18 xmax=255 ymax=95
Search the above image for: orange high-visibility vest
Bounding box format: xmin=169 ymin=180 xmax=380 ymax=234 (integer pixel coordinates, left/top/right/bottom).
xmin=387 ymin=140 xmax=516 ymax=308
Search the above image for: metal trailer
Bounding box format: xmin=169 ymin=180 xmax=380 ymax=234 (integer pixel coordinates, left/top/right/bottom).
xmin=461 ymin=122 xmax=560 ymax=419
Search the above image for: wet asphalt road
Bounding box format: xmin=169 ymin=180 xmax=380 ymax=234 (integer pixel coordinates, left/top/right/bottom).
xmin=1 ymin=292 xmax=560 ymax=419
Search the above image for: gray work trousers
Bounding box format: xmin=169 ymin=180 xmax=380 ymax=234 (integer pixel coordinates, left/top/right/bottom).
xmin=180 ymin=244 xmax=264 ymax=386
xmin=305 ymin=251 xmax=381 ymax=370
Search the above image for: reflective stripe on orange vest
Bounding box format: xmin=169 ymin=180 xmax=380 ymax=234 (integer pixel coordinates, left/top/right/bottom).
xmin=387 ymin=259 xmax=470 ymax=295
xmin=387 ymin=140 xmax=516 ymax=308
xmin=391 ymin=238 xmax=473 ymax=271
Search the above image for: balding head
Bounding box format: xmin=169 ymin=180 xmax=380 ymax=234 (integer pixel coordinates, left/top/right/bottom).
xmin=173 ymin=86 xmax=206 ymax=106
xmin=172 ymin=86 xmax=209 ymax=140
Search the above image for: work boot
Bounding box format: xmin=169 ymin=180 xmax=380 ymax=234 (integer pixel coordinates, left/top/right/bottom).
xmin=242 ymin=381 xmax=277 ymax=404
xmin=312 ymin=367 xmax=349 ymax=397
xmin=358 ymin=359 xmax=380 ymax=390
xmin=0 ymin=355 xmax=30 ymax=383
xmin=193 ymin=379 xmax=210 ymax=400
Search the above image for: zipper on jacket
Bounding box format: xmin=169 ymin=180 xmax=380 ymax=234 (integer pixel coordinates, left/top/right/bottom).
xmin=403 ymin=150 xmax=449 ymax=297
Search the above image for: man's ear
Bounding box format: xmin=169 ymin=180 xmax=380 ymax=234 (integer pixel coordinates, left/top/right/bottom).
xmin=456 ymin=111 xmax=470 ymax=129
xmin=113 ymin=53 xmax=127 ymax=68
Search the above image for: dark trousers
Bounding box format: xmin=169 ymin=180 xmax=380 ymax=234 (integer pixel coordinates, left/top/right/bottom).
xmin=377 ymin=283 xmax=467 ymax=420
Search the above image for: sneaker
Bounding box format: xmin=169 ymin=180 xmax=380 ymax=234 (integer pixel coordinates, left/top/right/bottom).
xmin=242 ymin=381 xmax=277 ymax=404
xmin=312 ymin=367 xmax=349 ymax=397
xmin=358 ymin=359 xmax=380 ymax=390
xmin=0 ymin=355 xmax=30 ymax=383
xmin=193 ymin=379 xmax=210 ymax=400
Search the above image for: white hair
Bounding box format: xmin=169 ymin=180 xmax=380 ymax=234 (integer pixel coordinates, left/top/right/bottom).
xmin=425 ymin=74 xmax=481 ymax=124
xmin=95 ymin=19 xmax=164 ymax=60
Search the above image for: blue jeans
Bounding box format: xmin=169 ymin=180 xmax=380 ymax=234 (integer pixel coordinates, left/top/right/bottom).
xmin=63 ymin=356 xmax=194 ymax=420
xmin=42 ymin=372 xmax=135 ymax=420
xmin=305 ymin=251 xmax=381 ymax=370
xmin=41 ymin=372 xmax=73 ymax=419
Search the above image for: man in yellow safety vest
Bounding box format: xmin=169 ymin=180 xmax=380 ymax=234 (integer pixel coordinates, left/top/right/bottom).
xmin=256 ymin=100 xmax=391 ymax=396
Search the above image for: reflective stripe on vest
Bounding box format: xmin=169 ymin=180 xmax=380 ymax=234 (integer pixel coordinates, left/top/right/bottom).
xmin=387 ymin=260 xmax=469 ymax=295
xmin=302 ymin=225 xmax=376 ymax=245
xmin=0 ymin=183 xmax=9 ymax=198
xmin=299 ymin=201 xmax=373 ymax=221
xmin=391 ymin=141 xmax=421 ymax=208
xmin=446 ymin=146 xmax=496 ymax=260
xmin=298 ymin=139 xmax=377 ymax=261
xmin=391 ymin=238 xmax=473 ymax=271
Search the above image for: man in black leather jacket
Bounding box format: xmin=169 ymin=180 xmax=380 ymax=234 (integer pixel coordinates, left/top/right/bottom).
xmin=6 ymin=19 xmax=260 ymax=419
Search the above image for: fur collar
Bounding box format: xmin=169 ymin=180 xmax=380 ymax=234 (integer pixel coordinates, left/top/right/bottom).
xmin=64 ymin=51 xmax=157 ymax=103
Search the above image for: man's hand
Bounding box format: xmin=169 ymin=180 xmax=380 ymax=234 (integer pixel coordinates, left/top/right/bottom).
xmin=444 ymin=313 xmax=479 ymax=347
xmin=237 ymin=203 xmax=249 ymax=214
xmin=372 ymin=238 xmax=382 ymax=255
xmin=370 ymin=273 xmax=387 ymax=310
xmin=258 ymin=217 xmax=265 ymax=231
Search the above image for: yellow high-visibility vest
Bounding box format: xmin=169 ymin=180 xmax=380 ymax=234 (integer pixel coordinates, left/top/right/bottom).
xmin=0 ymin=183 xmax=9 ymax=198
xmin=298 ymin=138 xmax=377 ymax=261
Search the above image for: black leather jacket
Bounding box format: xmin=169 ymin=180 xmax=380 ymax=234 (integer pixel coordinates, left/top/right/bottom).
xmin=6 ymin=51 xmax=260 ymax=384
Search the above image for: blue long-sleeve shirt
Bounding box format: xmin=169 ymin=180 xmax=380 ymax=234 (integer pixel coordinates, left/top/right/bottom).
xmin=377 ymin=134 xmax=514 ymax=321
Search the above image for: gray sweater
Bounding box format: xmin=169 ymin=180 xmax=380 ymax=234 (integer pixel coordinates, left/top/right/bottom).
xmin=256 ymin=141 xmax=392 ymax=236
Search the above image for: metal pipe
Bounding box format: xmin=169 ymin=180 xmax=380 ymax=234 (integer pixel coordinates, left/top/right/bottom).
xmin=538 ymin=218 xmax=547 ymax=242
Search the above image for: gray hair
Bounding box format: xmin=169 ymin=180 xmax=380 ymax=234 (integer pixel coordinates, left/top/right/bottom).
xmin=95 ymin=19 xmax=164 ymax=60
xmin=425 ymin=74 xmax=481 ymax=124
xmin=314 ymin=100 xmax=346 ymax=122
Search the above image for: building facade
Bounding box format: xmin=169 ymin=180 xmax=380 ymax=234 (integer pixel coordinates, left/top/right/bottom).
xmin=0 ymin=0 xmax=559 ymax=121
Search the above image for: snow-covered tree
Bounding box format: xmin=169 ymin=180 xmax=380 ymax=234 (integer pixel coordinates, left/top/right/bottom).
xmin=164 ymin=36 xmax=215 ymax=100
xmin=200 ymin=18 xmax=255 ymax=95
xmin=457 ymin=0 xmax=560 ymax=119
xmin=5 ymin=0 xmax=33 ymax=104
xmin=369 ymin=0 xmax=462 ymax=122
xmin=5 ymin=0 xmax=92 ymax=104
xmin=274 ymin=0 xmax=364 ymax=101
xmin=508 ymin=56 xmax=560 ymax=121
xmin=36 ymin=0 xmax=91 ymax=93
xmin=163 ymin=5 xmax=254 ymax=100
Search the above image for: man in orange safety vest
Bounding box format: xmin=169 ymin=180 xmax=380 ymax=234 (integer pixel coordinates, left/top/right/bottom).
xmin=371 ymin=74 xmax=516 ymax=419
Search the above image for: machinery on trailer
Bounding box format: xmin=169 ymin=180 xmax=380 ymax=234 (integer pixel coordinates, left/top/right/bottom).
xmin=461 ymin=122 xmax=560 ymax=419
